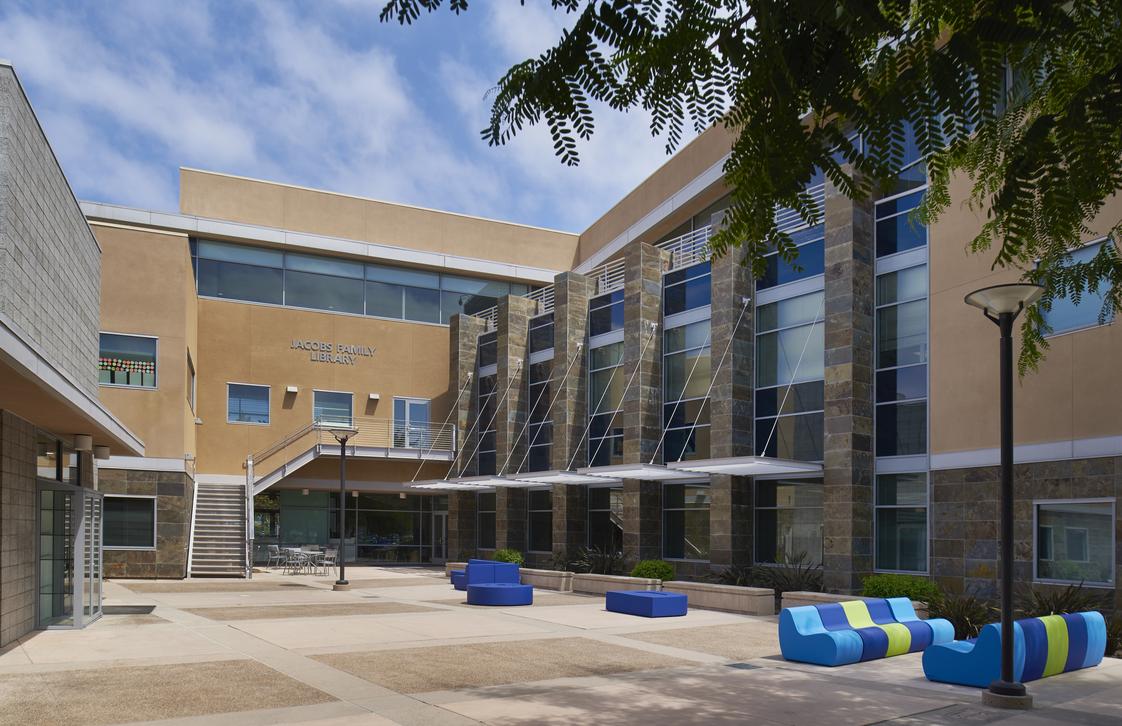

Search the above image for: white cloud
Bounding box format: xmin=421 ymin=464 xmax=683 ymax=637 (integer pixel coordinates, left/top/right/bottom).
xmin=0 ymin=0 xmax=693 ymax=232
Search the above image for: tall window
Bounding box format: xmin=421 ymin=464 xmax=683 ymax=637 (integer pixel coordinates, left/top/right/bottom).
xmin=477 ymin=374 xmax=498 ymax=475
xmin=477 ymin=492 xmax=496 ymax=549
xmin=1035 ymin=499 xmax=1115 ymax=586
xmin=875 ymin=473 xmax=928 ymax=572
xmin=663 ymin=483 xmax=710 ymax=561
xmin=588 ymin=290 xmax=624 ymax=336
xmin=755 ymin=478 xmax=823 ymax=565
xmin=313 ymin=390 xmax=353 ymax=427
xmin=663 ymin=261 xmax=711 ymax=315
xmin=587 ymin=487 xmax=623 ymax=553
xmin=528 ymin=312 xmax=554 ymax=354
xmin=755 ymin=292 xmax=824 ymax=460
xmin=366 ymin=264 xmax=442 ymax=323
xmin=99 ymin=333 xmax=157 ymax=388
xmin=662 ymin=319 xmax=711 ymax=462
xmin=527 ymin=489 xmax=553 ymax=553
xmin=759 ymin=225 xmax=825 ymax=290
xmin=228 ymin=383 xmax=270 ymax=424
xmin=1042 ymin=240 xmax=1116 ymax=334
xmin=103 ymin=496 xmax=156 ymax=549
xmin=526 ymin=361 xmax=553 ymax=472
xmin=393 ymin=398 xmax=430 ymax=448
xmin=875 ymin=189 xmax=927 ymax=258
xmin=588 ymin=341 xmax=624 ymax=466
xmin=875 ymin=265 xmax=928 ymax=456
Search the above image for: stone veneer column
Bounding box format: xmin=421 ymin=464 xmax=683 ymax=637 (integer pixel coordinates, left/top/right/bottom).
xmin=623 ymin=480 xmax=661 ymax=562
xmin=550 ymin=271 xmax=593 ymax=559
xmin=551 ymin=272 xmax=592 ymax=471
xmin=495 ymin=295 xmax=536 ymax=553
xmin=708 ymin=241 xmax=756 ymax=568
xmin=447 ymin=490 xmax=477 ymax=560
xmin=448 ymin=313 xmax=486 ymax=478
xmin=821 ymin=172 xmax=876 ymax=593
xmin=622 ymin=243 xmax=670 ymax=464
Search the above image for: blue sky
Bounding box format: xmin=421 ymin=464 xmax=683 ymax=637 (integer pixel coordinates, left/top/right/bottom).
xmin=0 ymin=1 xmax=686 ymax=232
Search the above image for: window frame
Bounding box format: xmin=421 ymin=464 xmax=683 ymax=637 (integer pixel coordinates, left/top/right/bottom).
xmin=227 ymin=382 xmax=271 ymax=426
xmin=587 ymin=339 xmax=625 ymax=466
xmin=662 ymin=316 xmax=712 ymax=463
xmin=872 ymin=472 xmax=930 ymax=575
xmin=312 ymin=389 xmax=354 ymax=427
xmin=1032 ymin=497 xmax=1116 ymax=588
xmin=393 ymin=397 xmax=432 ymax=448
xmin=98 ymin=331 xmax=159 ymax=390
xmin=873 ymin=262 xmax=929 ymax=460
xmin=103 ymin=494 xmax=158 ymax=551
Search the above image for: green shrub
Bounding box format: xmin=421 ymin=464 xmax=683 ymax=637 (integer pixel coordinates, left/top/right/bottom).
xmin=492 ymin=548 xmax=524 ymax=565
xmin=862 ymin=574 xmax=942 ymax=604
xmin=631 ymin=559 xmax=675 ymax=581
xmin=572 ymin=546 xmax=628 ymax=575
xmin=715 ymin=564 xmax=755 ymax=587
xmin=753 ymin=553 xmax=823 ymax=611
xmin=928 ymin=589 xmax=996 ymax=640
xmin=1016 ymin=582 xmax=1108 ymax=618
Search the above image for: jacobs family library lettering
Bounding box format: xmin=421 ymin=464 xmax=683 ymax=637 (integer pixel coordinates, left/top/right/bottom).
xmin=291 ymin=339 xmax=377 ymax=365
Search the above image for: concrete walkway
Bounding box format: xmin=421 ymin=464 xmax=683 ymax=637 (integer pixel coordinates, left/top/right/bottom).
xmin=0 ymin=566 xmax=1118 ymax=725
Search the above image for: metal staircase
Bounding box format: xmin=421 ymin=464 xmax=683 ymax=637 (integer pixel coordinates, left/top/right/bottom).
xmin=188 ymin=482 xmax=248 ymax=577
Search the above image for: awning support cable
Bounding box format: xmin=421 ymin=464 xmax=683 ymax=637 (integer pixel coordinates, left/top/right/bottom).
xmin=411 ymin=372 xmax=473 ymax=483
xmin=510 ymin=342 xmax=585 ymax=476
xmin=582 ymin=322 xmax=658 ymax=470
xmin=650 ymin=313 xmax=718 ymax=466
xmin=450 ymin=359 xmax=523 ymax=479
xmin=673 ymin=296 xmax=752 ymax=463
xmin=759 ymin=294 xmax=824 ymax=459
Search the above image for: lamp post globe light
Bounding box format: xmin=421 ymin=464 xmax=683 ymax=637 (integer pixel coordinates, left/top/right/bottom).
xmin=964 ymin=282 xmax=1044 ymax=709
xmin=325 ymin=425 xmax=359 ymax=591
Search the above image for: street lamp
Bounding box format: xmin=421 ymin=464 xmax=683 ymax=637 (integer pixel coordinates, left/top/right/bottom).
xmin=964 ymin=282 xmax=1043 ymax=709
xmin=325 ymin=425 xmax=359 ymax=591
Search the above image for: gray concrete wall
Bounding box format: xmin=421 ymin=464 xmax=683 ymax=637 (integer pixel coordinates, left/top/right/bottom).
xmin=0 ymin=411 xmax=35 ymax=646
xmin=0 ymin=64 xmax=101 ymax=397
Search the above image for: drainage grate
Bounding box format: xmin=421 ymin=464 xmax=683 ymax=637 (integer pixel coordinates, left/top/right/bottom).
xmin=725 ymin=662 xmax=762 ymax=671
xmin=103 ymin=605 xmax=156 ymax=615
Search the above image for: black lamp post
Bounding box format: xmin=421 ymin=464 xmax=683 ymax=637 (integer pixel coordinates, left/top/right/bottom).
xmin=964 ymin=282 xmax=1043 ymax=708
xmin=328 ymin=426 xmax=358 ymax=591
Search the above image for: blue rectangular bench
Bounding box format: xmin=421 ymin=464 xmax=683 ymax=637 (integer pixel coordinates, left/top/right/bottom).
xmin=606 ymin=590 xmax=687 ymax=617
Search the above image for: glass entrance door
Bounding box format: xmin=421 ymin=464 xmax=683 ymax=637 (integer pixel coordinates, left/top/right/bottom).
xmin=432 ymin=512 xmax=447 ymax=563
xmin=37 ymin=482 xmax=103 ymax=629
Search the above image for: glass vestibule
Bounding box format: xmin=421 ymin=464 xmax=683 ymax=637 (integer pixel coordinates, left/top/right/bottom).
xmin=37 ymin=480 xmax=103 ymax=630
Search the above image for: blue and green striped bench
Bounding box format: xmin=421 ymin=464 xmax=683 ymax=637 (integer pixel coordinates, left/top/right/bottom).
xmin=922 ymin=612 xmax=1107 ymax=687
xmin=779 ymin=598 xmax=954 ymax=666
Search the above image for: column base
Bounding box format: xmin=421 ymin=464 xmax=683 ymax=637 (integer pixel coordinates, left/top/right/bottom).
xmin=332 ymin=581 xmax=351 ymax=591
xmin=982 ymin=690 xmax=1033 ymax=710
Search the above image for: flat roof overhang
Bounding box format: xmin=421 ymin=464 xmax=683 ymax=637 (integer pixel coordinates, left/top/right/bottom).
xmin=666 ymin=456 xmax=823 ymax=478
xmin=450 ymin=474 xmax=532 ymax=488
xmin=514 ymin=469 xmax=621 ymax=485
xmin=0 ymin=317 xmax=143 ymax=455
xmin=577 ymin=462 xmax=698 ymax=481
xmin=410 ymin=480 xmax=492 ymax=491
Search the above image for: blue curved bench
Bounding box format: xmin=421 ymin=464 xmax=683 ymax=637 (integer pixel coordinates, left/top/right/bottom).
xmin=467 ymin=582 xmax=533 ymax=606
xmin=452 ymin=559 xmax=519 ymax=592
xmin=923 ymin=612 xmax=1106 ymax=687
xmin=451 ymin=570 xmax=466 ymax=591
xmin=780 ymin=598 xmax=954 ymax=666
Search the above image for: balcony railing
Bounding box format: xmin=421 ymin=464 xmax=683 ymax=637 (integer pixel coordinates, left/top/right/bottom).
xmin=247 ymin=416 xmax=456 ymax=493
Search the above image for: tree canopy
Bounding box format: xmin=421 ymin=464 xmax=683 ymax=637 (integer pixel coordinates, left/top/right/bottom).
xmin=381 ymin=0 xmax=1122 ymax=372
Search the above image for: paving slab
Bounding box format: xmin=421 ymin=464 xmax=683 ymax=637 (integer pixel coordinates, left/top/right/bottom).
xmin=184 ymin=601 xmax=438 ymax=621
xmin=121 ymin=580 xmax=316 ymax=593
xmin=620 ymin=621 xmax=781 ymax=661
xmin=12 ymin=622 xmax=232 ymax=664
xmin=505 ymin=602 xmax=750 ymax=630
xmin=434 ymin=593 xmax=599 ymax=608
xmin=314 ymin=637 xmax=690 ymax=694
xmin=0 ymin=658 xmax=334 ymax=726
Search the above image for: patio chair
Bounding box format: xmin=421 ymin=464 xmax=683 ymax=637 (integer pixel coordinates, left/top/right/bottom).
xmin=282 ymin=548 xmax=306 ymax=575
xmin=266 ymin=544 xmax=285 ymax=569
xmin=320 ymin=548 xmax=338 ymax=577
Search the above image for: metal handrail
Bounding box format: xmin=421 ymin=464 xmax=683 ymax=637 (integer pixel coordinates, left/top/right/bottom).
xmin=657 ymin=225 xmax=711 ymax=271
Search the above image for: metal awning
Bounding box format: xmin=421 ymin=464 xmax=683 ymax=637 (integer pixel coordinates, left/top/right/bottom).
xmin=410 ymin=480 xmax=491 ymax=491
xmin=514 ymin=469 xmax=621 ymax=485
xmin=451 ymin=474 xmax=531 ymax=488
xmin=577 ymin=462 xmax=699 ymax=481
xmin=666 ymin=456 xmax=822 ymax=478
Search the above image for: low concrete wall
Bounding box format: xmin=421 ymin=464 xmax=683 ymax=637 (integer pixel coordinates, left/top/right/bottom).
xmin=445 ymin=561 xmax=467 ymax=577
xmin=572 ymin=573 xmax=659 ymax=595
xmin=780 ymin=591 xmax=929 ymax=619
xmin=662 ymin=581 xmax=775 ymax=616
xmin=520 ymin=568 xmax=573 ymax=592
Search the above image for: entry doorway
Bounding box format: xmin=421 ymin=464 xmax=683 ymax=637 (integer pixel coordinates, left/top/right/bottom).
xmin=37 ymin=481 xmax=103 ymax=630
xmin=432 ymin=511 xmax=447 ymax=563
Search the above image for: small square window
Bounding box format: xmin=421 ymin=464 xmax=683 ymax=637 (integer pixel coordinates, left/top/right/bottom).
xmin=228 ymin=384 xmax=270 ymax=424
xmin=1035 ymin=500 xmax=1114 ymax=585
xmin=99 ymin=333 xmax=157 ymax=388
xmin=104 ymin=496 xmax=156 ymax=549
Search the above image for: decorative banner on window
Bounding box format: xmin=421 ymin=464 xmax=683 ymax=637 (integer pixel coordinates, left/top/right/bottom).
xmin=291 ymin=340 xmax=377 ymax=365
xmin=99 ymin=357 xmax=155 ymax=374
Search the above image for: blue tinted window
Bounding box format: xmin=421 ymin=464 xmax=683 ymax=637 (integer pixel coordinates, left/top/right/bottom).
xmin=589 ymin=290 xmax=624 ymax=336
xmin=755 ymin=412 xmax=823 ymax=461
xmin=759 ymin=226 xmax=825 ymax=289
xmin=285 ymin=270 xmax=364 ymax=314
xmin=875 ymin=190 xmax=927 ymax=258
xmin=664 ymin=261 xmax=711 ymax=315
xmin=1043 ymin=241 xmax=1115 ymax=334
xmin=876 ymin=365 xmax=927 ymax=403
xmin=875 ymin=401 xmax=927 ymax=456
xmin=197 ymin=258 xmax=283 ymax=305
xmin=228 ymin=384 xmax=269 ymax=424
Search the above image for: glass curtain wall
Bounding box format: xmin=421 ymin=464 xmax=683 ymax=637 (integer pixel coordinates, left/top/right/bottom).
xmin=477 ymin=492 xmax=497 ymax=549
xmin=662 ymin=319 xmax=711 ymax=462
xmin=874 ymin=265 xmax=928 ymax=456
xmin=526 ymin=313 xmax=554 ymax=472
xmin=662 ymin=483 xmax=710 ymax=561
xmin=587 ymin=487 xmax=623 ymax=553
xmin=476 ymin=331 xmax=498 ymax=475
xmin=754 ymin=291 xmax=825 ymax=460
xmin=588 ymin=342 xmax=624 ymax=466
xmin=527 ymin=489 xmax=553 ymax=553
xmin=755 ymin=478 xmax=824 ymax=565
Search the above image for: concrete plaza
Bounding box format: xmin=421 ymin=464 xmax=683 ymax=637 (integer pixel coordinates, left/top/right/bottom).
xmin=0 ymin=566 xmax=1118 ymax=725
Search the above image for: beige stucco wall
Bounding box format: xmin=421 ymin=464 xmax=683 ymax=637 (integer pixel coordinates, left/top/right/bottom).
xmin=178 ymin=168 xmax=579 ymax=272
xmin=928 ymin=173 xmax=1122 ymax=454
xmin=95 ymin=223 xmax=195 ymax=461
xmin=194 ymin=298 xmax=454 ymax=476
xmin=576 ymin=124 xmax=734 ymax=266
